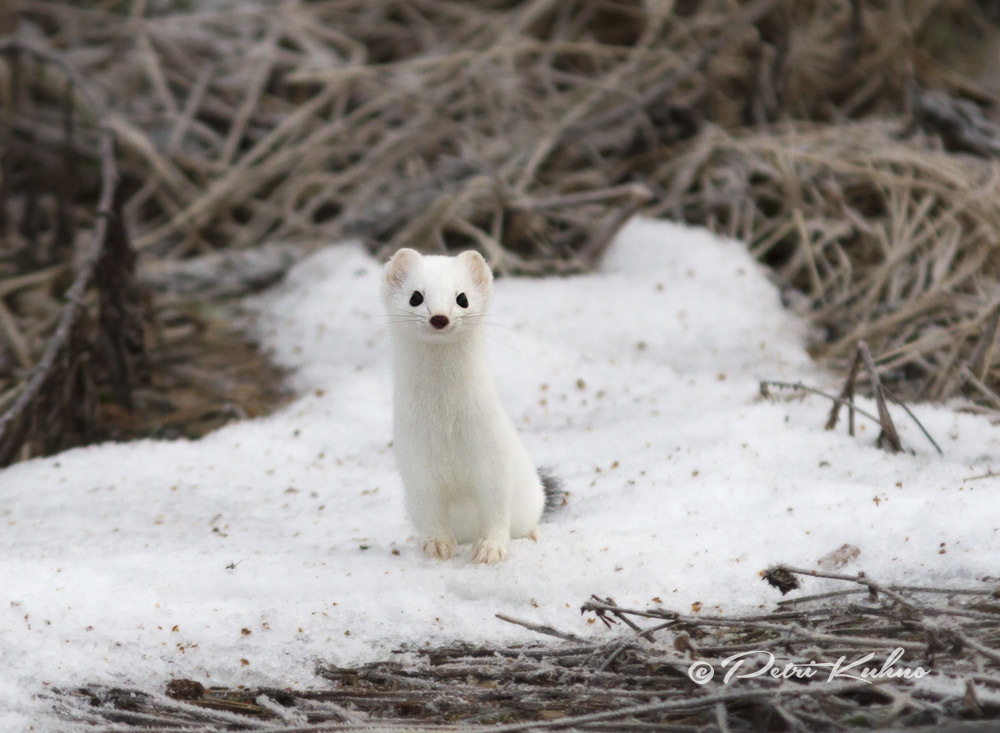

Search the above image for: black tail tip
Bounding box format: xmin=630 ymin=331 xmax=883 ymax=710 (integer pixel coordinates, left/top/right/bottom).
xmin=539 ymin=468 xmax=567 ymax=515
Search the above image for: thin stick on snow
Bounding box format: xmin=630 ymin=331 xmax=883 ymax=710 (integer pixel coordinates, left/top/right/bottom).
xmin=759 ymin=379 xmax=882 ymax=423
xmin=494 ymin=613 xmax=586 ymax=642
xmin=825 ymin=345 xmax=862 ymax=435
xmin=857 ymin=341 xmax=903 ymax=453
xmin=881 ymin=384 xmax=943 ymax=455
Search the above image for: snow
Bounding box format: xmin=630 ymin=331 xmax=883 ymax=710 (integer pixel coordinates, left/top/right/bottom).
xmin=2 ymin=218 xmax=998 ymax=730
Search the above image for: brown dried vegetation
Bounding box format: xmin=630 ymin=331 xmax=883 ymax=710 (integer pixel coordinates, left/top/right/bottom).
xmin=2 ymin=2 xmax=998 ymax=465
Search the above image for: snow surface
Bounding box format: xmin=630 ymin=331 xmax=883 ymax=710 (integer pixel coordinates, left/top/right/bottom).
xmin=2 ymin=218 xmax=998 ymax=730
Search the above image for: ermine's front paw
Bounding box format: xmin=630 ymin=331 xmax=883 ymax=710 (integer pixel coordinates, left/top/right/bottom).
xmin=472 ymin=539 xmax=508 ymax=565
xmin=422 ymin=536 xmax=457 ymax=560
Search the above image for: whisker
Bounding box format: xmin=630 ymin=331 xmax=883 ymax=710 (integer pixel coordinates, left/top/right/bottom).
xmin=482 ymin=332 xmax=519 ymax=353
xmin=458 ymin=317 xmax=516 ymax=332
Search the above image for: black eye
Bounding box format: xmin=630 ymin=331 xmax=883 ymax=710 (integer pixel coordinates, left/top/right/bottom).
xmin=456 ymin=292 xmax=469 ymax=308
xmin=409 ymin=291 xmax=423 ymax=307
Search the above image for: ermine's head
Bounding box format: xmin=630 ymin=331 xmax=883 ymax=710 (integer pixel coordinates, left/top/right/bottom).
xmin=382 ymin=248 xmax=494 ymax=342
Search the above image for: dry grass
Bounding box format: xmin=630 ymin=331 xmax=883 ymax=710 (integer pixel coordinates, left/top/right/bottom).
xmin=655 ymin=121 xmax=1000 ymax=403
xmin=3 ymin=0 xmax=1000 ymax=455
xmin=7 ymin=0 xmax=997 ymax=410
xmin=0 ymin=39 xmax=289 ymax=462
xmin=61 ymin=570 xmax=1000 ymax=730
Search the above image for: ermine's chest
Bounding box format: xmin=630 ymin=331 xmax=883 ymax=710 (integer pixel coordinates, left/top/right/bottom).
xmin=396 ymin=382 xmax=492 ymax=437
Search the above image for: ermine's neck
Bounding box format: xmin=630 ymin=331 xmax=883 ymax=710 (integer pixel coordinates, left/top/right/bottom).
xmin=392 ymin=330 xmax=491 ymax=394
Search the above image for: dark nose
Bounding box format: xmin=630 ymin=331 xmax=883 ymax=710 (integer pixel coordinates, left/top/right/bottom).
xmin=429 ymin=315 xmax=449 ymax=330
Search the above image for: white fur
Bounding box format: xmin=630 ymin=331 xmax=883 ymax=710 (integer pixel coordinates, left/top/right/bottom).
xmin=381 ymin=248 xmax=544 ymax=564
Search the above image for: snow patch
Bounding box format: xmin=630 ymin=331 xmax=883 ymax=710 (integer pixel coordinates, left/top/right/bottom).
xmin=2 ymin=219 xmax=997 ymax=730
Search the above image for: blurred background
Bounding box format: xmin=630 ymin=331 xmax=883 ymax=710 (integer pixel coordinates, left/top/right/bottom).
xmin=1 ymin=0 xmax=999 ymax=464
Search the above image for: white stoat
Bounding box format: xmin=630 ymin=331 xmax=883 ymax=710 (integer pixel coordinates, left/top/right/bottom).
xmin=381 ymin=248 xmax=553 ymax=564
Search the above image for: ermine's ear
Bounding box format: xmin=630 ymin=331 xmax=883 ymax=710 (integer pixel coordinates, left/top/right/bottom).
xmin=458 ymin=250 xmax=493 ymax=291
xmin=385 ymin=248 xmax=421 ymax=289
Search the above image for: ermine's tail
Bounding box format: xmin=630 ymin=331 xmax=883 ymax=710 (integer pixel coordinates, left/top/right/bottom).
xmin=538 ymin=468 xmax=566 ymax=516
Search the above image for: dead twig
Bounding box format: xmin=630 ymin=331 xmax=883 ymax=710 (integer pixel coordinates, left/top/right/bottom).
xmin=825 ymin=346 xmax=862 ymax=435
xmin=494 ymin=613 xmax=586 ymax=643
xmin=857 ymin=341 xmax=903 ymax=453
xmin=762 ymin=341 xmax=944 ymax=455
xmin=759 ymin=379 xmax=881 ymax=424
